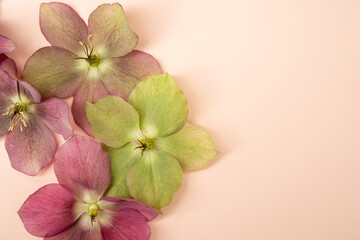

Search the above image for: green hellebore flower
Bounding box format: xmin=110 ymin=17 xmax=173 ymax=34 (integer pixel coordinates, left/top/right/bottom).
xmin=86 ymin=73 xmax=218 ymax=211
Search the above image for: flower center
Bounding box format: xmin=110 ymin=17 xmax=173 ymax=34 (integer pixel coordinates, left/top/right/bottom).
xmin=2 ymin=101 xmax=28 ymax=131
xmin=87 ymin=202 xmax=100 ymax=225
xmin=78 ymin=35 xmax=101 ymax=67
xmin=135 ymin=138 xmax=155 ymax=152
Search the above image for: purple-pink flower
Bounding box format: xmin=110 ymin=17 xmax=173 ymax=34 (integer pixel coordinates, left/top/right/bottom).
xmin=18 ymin=135 xmax=157 ymax=239
xmin=0 ymin=55 xmax=73 ymax=175
xmin=0 ymin=35 xmax=15 ymax=54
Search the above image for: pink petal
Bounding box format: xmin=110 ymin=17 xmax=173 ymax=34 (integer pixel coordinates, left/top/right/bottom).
xmin=0 ymin=95 xmax=11 ymax=136
xmin=5 ymin=115 xmax=57 ymax=176
xmin=0 ymin=68 xmax=17 ymax=98
xmin=100 ymin=209 xmax=151 ymax=240
xmin=54 ymin=135 xmax=111 ymax=201
xmin=18 ymin=184 xmax=81 ymax=238
xmin=0 ymin=55 xmax=18 ymax=79
xmin=31 ymin=98 xmax=73 ymax=140
xmin=102 ymin=197 xmax=157 ymax=221
xmin=18 ymin=80 xmax=42 ymax=103
xmin=72 ymin=79 xmax=109 ymax=135
xmin=100 ymin=50 xmax=162 ymax=99
xmin=40 ymin=2 xmax=88 ymax=54
xmin=0 ymin=35 xmax=15 ymax=54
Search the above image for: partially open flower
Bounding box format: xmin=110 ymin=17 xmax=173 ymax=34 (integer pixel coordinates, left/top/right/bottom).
xmin=0 ymin=55 xmax=73 ymax=175
xmin=22 ymin=2 xmax=162 ymax=135
xmin=86 ymin=73 xmax=218 ymax=211
xmin=0 ymin=35 xmax=15 ymax=54
xmin=18 ymin=135 xmax=157 ymax=239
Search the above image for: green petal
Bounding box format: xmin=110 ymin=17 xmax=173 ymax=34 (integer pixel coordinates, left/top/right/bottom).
xmin=128 ymin=73 xmax=188 ymax=138
xmin=104 ymin=143 xmax=142 ymax=198
xmin=156 ymin=124 xmax=218 ymax=171
xmin=22 ymin=47 xmax=85 ymax=99
xmin=86 ymin=96 xmax=142 ymax=148
xmin=127 ymin=150 xmax=183 ymax=211
xmin=88 ymin=3 xmax=138 ymax=58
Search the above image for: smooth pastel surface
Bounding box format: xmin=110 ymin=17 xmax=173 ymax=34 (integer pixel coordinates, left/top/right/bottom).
xmin=2 ymin=0 xmax=360 ymax=239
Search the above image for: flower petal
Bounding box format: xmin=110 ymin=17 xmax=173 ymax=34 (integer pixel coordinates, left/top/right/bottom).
xmin=156 ymin=124 xmax=218 ymax=171
xmin=44 ymin=215 xmax=102 ymax=240
xmin=103 ymin=143 xmax=142 ymax=198
xmin=18 ymin=184 xmax=80 ymax=238
xmin=86 ymin=96 xmax=142 ymax=148
xmin=22 ymin=46 xmax=85 ymax=99
xmin=101 ymin=197 xmax=158 ymax=221
xmin=0 ymin=68 xmax=17 ymax=98
xmin=54 ymin=135 xmax=111 ymax=202
xmin=88 ymin=3 xmax=138 ymax=58
xmin=127 ymin=150 xmax=183 ymax=211
xmin=19 ymin=80 xmax=42 ymax=104
xmin=40 ymin=2 xmax=88 ymax=54
xmin=30 ymin=98 xmax=73 ymax=140
xmin=99 ymin=50 xmax=162 ymax=99
xmin=100 ymin=209 xmax=151 ymax=240
xmin=0 ymin=95 xmax=12 ymax=136
xmin=0 ymin=35 xmax=15 ymax=54
xmin=128 ymin=73 xmax=188 ymax=138
xmin=5 ymin=115 xmax=57 ymax=176
xmin=0 ymin=55 xmax=18 ymax=79
xmin=72 ymin=73 xmax=109 ymax=135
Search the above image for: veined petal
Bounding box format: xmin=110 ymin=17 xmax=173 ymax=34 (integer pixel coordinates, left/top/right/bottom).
xmin=100 ymin=209 xmax=151 ymax=240
xmin=128 ymin=73 xmax=188 ymax=138
xmin=0 ymin=55 xmax=18 ymax=79
xmin=0 ymin=68 xmax=17 ymax=98
xmin=54 ymin=135 xmax=111 ymax=202
xmin=0 ymin=35 xmax=15 ymax=54
xmin=72 ymin=72 xmax=109 ymax=135
xmin=88 ymin=3 xmax=138 ymax=58
xmin=22 ymin=47 xmax=85 ymax=99
xmin=99 ymin=50 xmax=162 ymax=99
xmin=127 ymin=150 xmax=183 ymax=211
xmin=101 ymin=197 xmax=158 ymax=221
xmin=156 ymin=124 xmax=218 ymax=171
xmin=103 ymin=143 xmax=142 ymax=198
xmin=0 ymin=95 xmax=12 ymax=136
xmin=19 ymin=80 xmax=42 ymax=104
xmin=5 ymin=115 xmax=57 ymax=176
xmin=40 ymin=2 xmax=88 ymax=54
xmin=45 ymin=214 xmax=102 ymax=240
xmin=86 ymin=96 xmax=142 ymax=148
xmin=30 ymin=98 xmax=73 ymax=140
xmin=18 ymin=184 xmax=81 ymax=238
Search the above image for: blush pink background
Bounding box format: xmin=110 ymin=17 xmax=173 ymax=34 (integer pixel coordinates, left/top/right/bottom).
xmin=1 ymin=0 xmax=360 ymax=239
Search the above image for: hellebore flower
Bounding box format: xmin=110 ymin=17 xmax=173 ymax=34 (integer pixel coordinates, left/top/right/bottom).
xmin=0 ymin=35 xmax=15 ymax=54
xmin=86 ymin=73 xmax=218 ymax=211
xmin=22 ymin=2 xmax=162 ymax=135
xmin=0 ymin=56 xmax=73 ymax=175
xmin=18 ymin=135 xmax=157 ymax=240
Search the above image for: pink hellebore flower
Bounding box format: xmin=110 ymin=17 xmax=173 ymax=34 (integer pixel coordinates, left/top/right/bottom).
xmin=0 ymin=35 xmax=15 ymax=54
xmin=0 ymin=55 xmax=73 ymax=175
xmin=18 ymin=135 xmax=157 ymax=240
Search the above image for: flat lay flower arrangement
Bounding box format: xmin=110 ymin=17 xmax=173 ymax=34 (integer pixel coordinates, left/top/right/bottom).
xmin=1 ymin=2 xmax=217 ymax=239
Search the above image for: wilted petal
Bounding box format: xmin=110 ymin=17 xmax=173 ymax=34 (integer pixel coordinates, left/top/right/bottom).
xmin=18 ymin=184 xmax=80 ymax=238
xmin=72 ymin=73 xmax=109 ymax=135
xmin=0 ymin=35 xmax=15 ymax=54
xmin=54 ymin=135 xmax=111 ymax=202
xmin=128 ymin=73 xmax=188 ymax=138
xmin=100 ymin=209 xmax=151 ymax=240
xmin=156 ymin=124 xmax=218 ymax=171
xmin=88 ymin=3 xmax=138 ymax=58
xmin=30 ymin=98 xmax=73 ymax=140
xmin=5 ymin=115 xmax=57 ymax=176
xmin=22 ymin=46 xmax=85 ymax=99
xmin=86 ymin=96 xmax=141 ymax=148
xmin=103 ymin=143 xmax=142 ymax=198
xmin=99 ymin=50 xmax=162 ymax=99
xmin=127 ymin=150 xmax=183 ymax=211
xmin=101 ymin=197 xmax=157 ymax=221
xmin=40 ymin=2 xmax=88 ymax=54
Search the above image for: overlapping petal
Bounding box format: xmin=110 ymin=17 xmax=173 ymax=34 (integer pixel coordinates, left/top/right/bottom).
xmin=156 ymin=124 xmax=218 ymax=171
xmin=99 ymin=50 xmax=162 ymax=99
xmin=128 ymin=73 xmax=188 ymax=138
xmin=18 ymin=184 xmax=80 ymax=238
xmin=0 ymin=56 xmax=18 ymax=79
xmin=0 ymin=35 xmax=15 ymax=54
xmin=54 ymin=135 xmax=111 ymax=202
xmin=127 ymin=150 xmax=183 ymax=211
xmin=22 ymin=47 xmax=85 ymax=99
xmin=5 ymin=115 xmax=57 ymax=176
xmin=40 ymin=2 xmax=88 ymax=54
xmin=88 ymin=3 xmax=138 ymax=58
xmin=30 ymin=98 xmax=73 ymax=139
